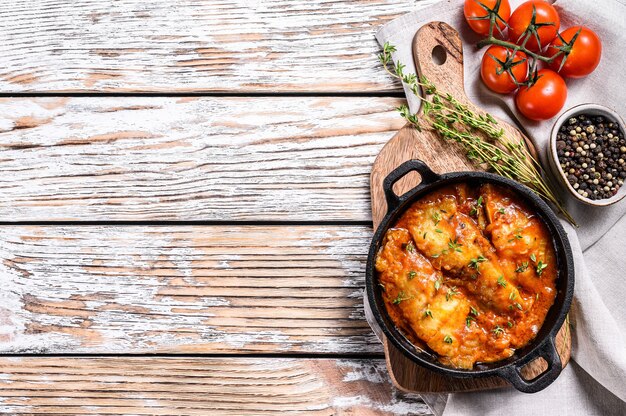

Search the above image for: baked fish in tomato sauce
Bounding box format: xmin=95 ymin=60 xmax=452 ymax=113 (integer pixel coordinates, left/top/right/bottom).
xmin=375 ymin=183 xmax=558 ymax=369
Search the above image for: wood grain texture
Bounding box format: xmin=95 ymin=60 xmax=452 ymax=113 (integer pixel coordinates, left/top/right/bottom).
xmin=368 ymin=22 xmax=570 ymax=393
xmin=0 ymin=225 xmax=384 ymax=354
xmin=0 ymin=357 xmax=430 ymax=415
xmin=0 ymin=0 xmax=440 ymax=93
xmin=0 ymin=96 xmax=405 ymax=222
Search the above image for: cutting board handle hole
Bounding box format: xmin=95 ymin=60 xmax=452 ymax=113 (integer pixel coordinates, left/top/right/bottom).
xmin=431 ymin=45 xmax=447 ymax=66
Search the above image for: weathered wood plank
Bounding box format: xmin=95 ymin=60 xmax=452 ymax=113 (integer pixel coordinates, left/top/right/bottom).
xmin=0 ymin=96 xmax=405 ymax=222
xmin=0 ymin=225 xmax=382 ymax=354
xmin=0 ymin=357 xmax=430 ymax=415
xmin=0 ymin=0 xmax=437 ymax=93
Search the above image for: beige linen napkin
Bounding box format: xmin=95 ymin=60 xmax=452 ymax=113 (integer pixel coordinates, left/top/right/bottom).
xmin=375 ymin=0 xmax=626 ymax=414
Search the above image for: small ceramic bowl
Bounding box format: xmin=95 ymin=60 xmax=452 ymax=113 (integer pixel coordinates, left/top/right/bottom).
xmin=548 ymin=103 xmax=626 ymax=207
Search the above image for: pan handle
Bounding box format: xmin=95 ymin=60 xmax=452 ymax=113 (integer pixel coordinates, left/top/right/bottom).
xmin=497 ymin=334 xmax=563 ymax=393
xmin=383 ymin=159 xmax=440 ymax=212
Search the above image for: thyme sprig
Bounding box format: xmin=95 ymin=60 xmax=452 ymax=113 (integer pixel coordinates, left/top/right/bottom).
xmin=393 ymin=291 xmax=413 ymax=305
xmin=492 ymin=325 xmax=505 ymax=337
xmin=377 ymin=42 xmax=576 ymax=224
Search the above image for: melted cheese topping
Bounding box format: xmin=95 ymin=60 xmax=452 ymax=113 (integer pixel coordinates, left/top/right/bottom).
xmin=375 ymin=183 xmax=558 ymax=369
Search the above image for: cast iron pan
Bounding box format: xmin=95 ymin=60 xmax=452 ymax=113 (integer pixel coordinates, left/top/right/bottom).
xmin=366 ymin=159 xmax=575 ymax=393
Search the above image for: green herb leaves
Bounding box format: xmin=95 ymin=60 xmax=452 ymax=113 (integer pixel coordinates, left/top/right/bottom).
xmin=444 ymin=335 xmax=453 ymax=344
xmin=468 ymin=255 xmax=487 ymax=270
xmin=492 ymin=325 xmax=504 ymax=337
xmin=448 ymin=238 xmax=463 ymax=253
xmin=536 ymin=260 xmax=548 ymax=276
xmin=446 ymin=286 xmax=459 ymax=301
xmin=529 ymin=253 xmax=548 ymax=276
xmin=469 ymin=196 xmax=483 ymax=216
xmin=392 ymin=291 xmax=412 ymax=305
xmin=515 ymin=262 xmax=529 ymax=273
xmin=497 ymin=275 xmax=508 ymax=287
xmin=404 ymin=241 xmax=415 ymax=253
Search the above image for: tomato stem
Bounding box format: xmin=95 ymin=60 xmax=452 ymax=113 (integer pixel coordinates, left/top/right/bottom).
xmin=477 ymin=37 xmax=561 ymax=64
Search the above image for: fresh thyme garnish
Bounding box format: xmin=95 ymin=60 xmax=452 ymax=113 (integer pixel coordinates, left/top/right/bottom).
xmin=470 ymin=306 xmax=479 ymax=316
xmin=448 ymin=239 xmax=463 ymax=253
xmin=507 ymin=321 xmax=514 ymax=328
xmin=423 ymin=232 xmax=428 ymax=239
xmin=515 ymin=302 xmax=523 ymax=310
xmin=498 ymin=208 xmax=506 ymax=214
xmin=446 ymin=286 xmax=460 ymax=301
xmin=469 ymin=196 xmax=484 ymax=216
xmin=536 ymin=261 xmax=548 ymax=276
xmin=434 ymin=278 xmax=442 ymax=291
xmin=444 ymin=335 xmax=453 ymax=344
xmin=466 ymin=315 xmax=475 ymax=327
xmin=393 ymin=291 xmax=413 ymax=304
xmin=515 ymin=262 xmax=529 ymax=273
xmin=509 ymin=291 xmax=517 ymax=300
xmin=407 ymin=271 xmax=417 ymax=280
xmin=377 ymin=42 xmax=576 ymax=225
xmin=432 ymin=212 xmax=441 ymax=225
xmin=435 ymin=228 xmax=443 ymax=233
xmin=530 ymin=253 xmax=537 ymax=262
xmin=468 ymin=255 xmax=487 ymax=270
xmin=431 ymin=253 xmax=440 ymax=259
xmin=509 ymin=228 xmax=524 ymax=242
xmin=424 ymin=306 xmax=434 ymax=319
xmin=492 ymin=325 xmax=505 ymax=337
xmin=405 ymin=241 xmax=415 ymax=253
xmin=497 ymin=275 xmax=508 ymax=287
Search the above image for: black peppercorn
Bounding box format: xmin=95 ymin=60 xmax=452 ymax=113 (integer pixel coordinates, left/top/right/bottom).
xmin=556 ymin=112 xmax=626 ymax=200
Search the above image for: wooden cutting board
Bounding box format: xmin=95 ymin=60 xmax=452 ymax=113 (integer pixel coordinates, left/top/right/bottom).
xmin=369 ymin=21 xmax=571 ymax=393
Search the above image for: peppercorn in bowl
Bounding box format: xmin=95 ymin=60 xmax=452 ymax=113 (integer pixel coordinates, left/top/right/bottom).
xmin=549 ymin=104 xmax=626 ymax=206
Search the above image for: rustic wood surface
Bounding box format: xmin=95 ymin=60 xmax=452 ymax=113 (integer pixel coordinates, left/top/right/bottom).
xmin=0 ymin=357 xmax=430 ymax=415
xmin=0 ymin=0 xmax=485 ymax=414
xmin=0 ymin=225 xmax=378 ymax=354
xmin=0 ymin=96 xmax=404 ymax=222
xmin=0 ymin=0 xmax=442 ymax=93
xmin=369 ymin=22 xmax=569 ymax=393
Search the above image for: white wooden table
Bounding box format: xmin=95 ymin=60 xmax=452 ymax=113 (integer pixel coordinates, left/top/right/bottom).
xmin=0 ymin=1 xmax=434 ymax=414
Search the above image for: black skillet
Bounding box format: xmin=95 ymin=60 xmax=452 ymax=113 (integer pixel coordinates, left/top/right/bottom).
xmin=366 ymin=159 xmax=575 ymax=393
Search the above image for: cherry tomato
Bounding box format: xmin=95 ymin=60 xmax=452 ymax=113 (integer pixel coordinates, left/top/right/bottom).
xmin=515 ymin=69 xmax=567 ymax=120
xmin=547 ymin=26 xmax=602 ymax=78
xmin=464 ymin=0 xmax=511 ymax=36
xmin=481 ymin=46 xmax=528 ymax=94
xmin=508 ymin=1 xmax=560 ymax=52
